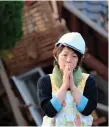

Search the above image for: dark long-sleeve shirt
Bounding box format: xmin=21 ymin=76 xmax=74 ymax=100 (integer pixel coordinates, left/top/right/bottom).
xmin=37 ymin=74 xmax=97 ymax=118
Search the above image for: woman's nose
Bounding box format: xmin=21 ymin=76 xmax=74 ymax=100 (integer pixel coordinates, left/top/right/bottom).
xmin=67 ymin=56 xmax=71 ymax=63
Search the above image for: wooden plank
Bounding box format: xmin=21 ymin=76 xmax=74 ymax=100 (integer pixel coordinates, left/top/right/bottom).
xmin=97 ymin=103 xmax=108 ymax=113
xmin=0 ymin=59 xmax=27 ymax=126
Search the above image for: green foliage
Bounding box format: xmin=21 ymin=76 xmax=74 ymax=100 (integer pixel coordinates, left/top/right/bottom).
xmin=0 ymin=1 xmax=24 ymax=50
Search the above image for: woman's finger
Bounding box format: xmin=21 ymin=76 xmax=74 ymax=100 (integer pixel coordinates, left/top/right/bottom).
xmin=64 ymin=66 xmax=69 ymax=77
xmin=62 ymin=100 xmax=66 ymax=107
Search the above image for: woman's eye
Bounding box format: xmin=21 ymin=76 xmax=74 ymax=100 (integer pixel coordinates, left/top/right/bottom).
xmin=63 ymin=54 xmax=67 ymax=56
xmin=73 ymin=56 xmax=77 ymax=58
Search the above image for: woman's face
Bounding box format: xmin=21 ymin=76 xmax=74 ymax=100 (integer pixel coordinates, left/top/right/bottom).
xmin=58 ymin=46 xmax=78 ymax=72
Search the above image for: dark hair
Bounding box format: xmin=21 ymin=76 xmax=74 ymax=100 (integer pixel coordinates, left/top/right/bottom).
xmin=53 ymin=45 xmax=83 ymax=68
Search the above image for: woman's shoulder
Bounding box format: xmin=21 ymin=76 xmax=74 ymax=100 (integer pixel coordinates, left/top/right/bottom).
xmin=37 ymin=74 xmax=51 ymax=88
xmin=38 ymin=74 xmax=50 ymax=82
xmin=85 ymin=74 xmax=96 ymax=88
xmin=38 ymin=74 xmax=51 ymax=84
xmin=87 ymin=74 xmax=95 ymax=83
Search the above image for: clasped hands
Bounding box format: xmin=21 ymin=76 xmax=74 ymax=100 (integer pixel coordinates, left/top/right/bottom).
xmin=62 ymin=64 xmax=81 ymax=106
xmin=62 ymin=64 xmax=76 ymax=91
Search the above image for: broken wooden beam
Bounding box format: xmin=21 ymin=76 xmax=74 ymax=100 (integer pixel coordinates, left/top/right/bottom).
xmin=0 ymin=59 xmax=27 ymax=126
xmin=83 ymin=53 xmax=108 ymax=81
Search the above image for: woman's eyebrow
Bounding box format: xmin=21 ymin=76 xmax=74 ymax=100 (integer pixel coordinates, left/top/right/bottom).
xmin=69 ymin=50 xmax=76 ymax=54
xmin=72 ymin=53 xmax=77 ymax=55
xmin=63 ymin=50 xmax=68 ymax=53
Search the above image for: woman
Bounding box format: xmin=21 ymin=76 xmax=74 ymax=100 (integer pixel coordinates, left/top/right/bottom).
xmin=37 ymin=32 xmax=97 ymax=126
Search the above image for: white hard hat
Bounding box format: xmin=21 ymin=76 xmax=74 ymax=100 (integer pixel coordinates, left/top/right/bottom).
xmin=56 ymin=32 xmax=86 ymax=55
